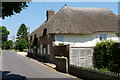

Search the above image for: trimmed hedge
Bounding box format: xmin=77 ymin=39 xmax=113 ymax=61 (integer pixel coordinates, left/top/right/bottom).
xmin=94 ymin=41 xmax=120 ymax=73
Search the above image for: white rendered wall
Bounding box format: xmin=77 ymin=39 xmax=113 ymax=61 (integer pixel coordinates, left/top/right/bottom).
xmin=118 ymin=36 xmax=120 ymax=42
xmin=54 ymin=32 xmax=118 ymax=47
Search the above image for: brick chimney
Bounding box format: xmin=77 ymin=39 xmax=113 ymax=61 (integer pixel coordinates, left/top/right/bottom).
xmin=46 ymin=9 xmax=55 ymax=21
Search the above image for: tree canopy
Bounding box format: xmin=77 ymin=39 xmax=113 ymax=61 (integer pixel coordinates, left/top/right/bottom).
xmin=16 ymin=23 xmax=28 ymax=51
xmin=3 ymin=40 xmax=13 ymax=50
xmin=17 ymin=23 xmax=28 ymax=40
xmin=0 ymin=26 xmax=11 ymax=49
xmin=0 ymin=26 xmax=10 ymax=42
xmin=2 ymin=2 xmax=29 ymax=19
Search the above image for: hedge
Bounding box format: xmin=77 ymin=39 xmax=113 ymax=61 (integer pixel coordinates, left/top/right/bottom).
xmin=93 ymin=40 xmax=120 ymax=73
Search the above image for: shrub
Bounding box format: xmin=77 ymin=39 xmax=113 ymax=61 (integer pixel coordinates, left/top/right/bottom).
xmin=93 ymin=40 xmax=120 ymax=73
xmin=16 ymin=38 xmax=28 ymax=52
xmin=41 ymin=55 xmax=46 ymax=62
xmin=58 ymin=43 xmax=64 ymax=46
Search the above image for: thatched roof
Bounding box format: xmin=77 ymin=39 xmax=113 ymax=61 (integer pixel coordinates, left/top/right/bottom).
xmin=29 ymin=5 xmax=118 ymax=39
xmin=117 ymin=15 xmax=120 ymax=34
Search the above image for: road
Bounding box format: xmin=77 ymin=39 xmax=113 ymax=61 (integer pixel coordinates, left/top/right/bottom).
xmin=1 ymin=50 xmax=78 ymax=80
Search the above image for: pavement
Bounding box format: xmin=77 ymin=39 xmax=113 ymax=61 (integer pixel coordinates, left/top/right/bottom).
xmin=0 ymin=50 xmax=2 ymax=80
xmin=2 ymin=50 xmax=79 ymax=79
xmin=17 ymin=52 xmax=27 ymax=57
xmin=17 ymin=51 xmax=56 ymax=69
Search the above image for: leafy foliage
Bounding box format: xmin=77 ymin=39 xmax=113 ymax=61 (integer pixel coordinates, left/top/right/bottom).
xmin=2 ymin=2 xmax=29 ymax=19
xmin=0 ymin=26 xmax=10 ymax=49
xmin=17 ymin=24 xmax=28 ymax=40
xmin=3 ymin=40 xmax=13 ymax=50
xmin=0 ymin=26 xmax=10 ymax=42
xmin=94 ymin=40 xmax=120 ymax=73
xmin=16 ymin=38 xmax=28 ymax=52
xmin=16 ymin=24 xmax=28 ymax=51
xmin=58 ymin=43 xmax=64 ymax=46
xmin=30 ymin=38 xmax=38 ymax=48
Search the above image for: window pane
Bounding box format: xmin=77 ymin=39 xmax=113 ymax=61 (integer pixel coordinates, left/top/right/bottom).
xmin=47 ymin=44 xmax=50 ymax=54
xmin=55 ymin=35 xmax=64 ymax=42
xmin=99 ymin=34 xmax=107 ymax=41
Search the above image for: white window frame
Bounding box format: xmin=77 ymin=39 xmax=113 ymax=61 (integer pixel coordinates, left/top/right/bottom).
xmin=44 ymin=48 xmax=46 ymax=54
xmin=47 ymin=44 xmax=50 ymax=54
xmin=47 ymin=34 xmax=50 ymax=38
xmin=40 ymin=48 xmax=42 ymax=54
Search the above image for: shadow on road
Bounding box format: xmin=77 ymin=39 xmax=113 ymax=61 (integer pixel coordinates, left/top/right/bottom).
xmin=0 ymin=70 xmax=26 ymax=80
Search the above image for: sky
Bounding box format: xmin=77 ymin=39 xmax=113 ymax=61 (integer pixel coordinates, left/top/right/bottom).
xmin=1 ymin=1 xmax=119 ymax=40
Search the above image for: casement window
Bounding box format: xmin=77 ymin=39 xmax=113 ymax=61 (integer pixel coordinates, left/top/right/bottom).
xmin=47 ymin=44 xmax=50 ymax=54
xmin=47 ymin=34 xmax=50 ymax=38
xmin=38 ymin=48 xmax=39 ymax=53
xmin=40 ymin=48 xmax=42 ymax=54
xmin=55 ymin=35 xmax=64 ymax=42
xmin=99 ymin=34 xmax=107 ymax=41
xmin=44 ymin=48 xmax=46 ymax=54
xmin=43 ymin=28 xmax=47 ymax=36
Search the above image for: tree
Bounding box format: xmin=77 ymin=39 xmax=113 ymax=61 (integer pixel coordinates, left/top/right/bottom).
xmin=3 ymin=40 xmax=13 ymax=50
xmin=16 ymin=38 xmax=28 ymax=51
xmin=2 ymin=2 xmax=29 ymax=19
xmin=0 ymin=26 xmax=10 ymax=42
xmin=16 ymin=24 xmax=28 ymax=51
xmin=0 ymin=26 xmax=10 ymax=49
xmin=17 ymin=24 xmax=28 ymax=40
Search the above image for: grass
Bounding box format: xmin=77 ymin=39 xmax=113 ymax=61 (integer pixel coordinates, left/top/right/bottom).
xmin=13 ymin=49 xmax=28 ymax=52
xmin=87 ymin=67 xmax=110 ymax=72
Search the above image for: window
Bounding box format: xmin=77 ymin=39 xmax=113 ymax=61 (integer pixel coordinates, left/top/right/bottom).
xmin=55 ymin=35 xmax=64 ymax=42
xmin=99 ymin=34 xmax=107 ymax=41
xmin=47 ymin=44 xmax=50 ymax=54
xmin=40 ymin=48 xmax=42 ymax=54
xmin=47 ymin=34 xmax=50 ymax=38
xmin=44 ymin=48 xmax=46 ymax=54
xmin=38 ymin=48 xmax=40 ymax=54
xmin=43 ymin=28 xmax=47 ymax=36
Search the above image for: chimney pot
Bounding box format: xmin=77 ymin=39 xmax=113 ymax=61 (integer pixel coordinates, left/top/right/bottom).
xmin=46 ymin=9 xmax=55 ymax=21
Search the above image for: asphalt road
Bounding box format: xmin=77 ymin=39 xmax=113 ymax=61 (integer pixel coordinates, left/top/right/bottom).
xmin=1 ymin=50 xmax=78 ymax=80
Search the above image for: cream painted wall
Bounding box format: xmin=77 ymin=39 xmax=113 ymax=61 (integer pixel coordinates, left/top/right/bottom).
xmin=54 ymin=32 xmax=118 ymax=47
xmin=118 ymin=36 xmax=120 ymax=42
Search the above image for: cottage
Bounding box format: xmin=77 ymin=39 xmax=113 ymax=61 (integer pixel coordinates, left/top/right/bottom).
xmin=117 ymin=15 xmax=120 ymax=42
xmin=28 ymin=5 xmax=119 ymax=66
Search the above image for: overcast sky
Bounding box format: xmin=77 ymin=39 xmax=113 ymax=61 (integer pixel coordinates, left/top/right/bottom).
xmin=1 ymin=1 xmax=119 ymax=40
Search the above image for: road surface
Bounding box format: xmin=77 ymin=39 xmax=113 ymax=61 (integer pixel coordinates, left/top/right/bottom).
xmin=1 ymin=50 xmax=78 ymax=80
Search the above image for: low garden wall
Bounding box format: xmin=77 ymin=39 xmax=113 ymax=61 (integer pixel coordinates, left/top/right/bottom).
xmin=69 ymin=65 xmax=120 ymax=80
xmin=55 ymin=56 xmax=68 ymax=73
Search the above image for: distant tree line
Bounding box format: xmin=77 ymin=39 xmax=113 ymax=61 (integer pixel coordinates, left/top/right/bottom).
xmin=0 ymin=26 xmax=13 ymax=50
xmin=0 ymin=24 xmax=29 ymax=51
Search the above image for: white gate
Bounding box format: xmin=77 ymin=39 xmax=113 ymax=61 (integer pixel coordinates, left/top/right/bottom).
xmin=69 ymin=47 xmax=93 ymax=67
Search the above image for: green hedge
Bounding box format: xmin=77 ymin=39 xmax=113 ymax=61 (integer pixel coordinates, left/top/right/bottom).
xmin=94 ymin=40 xmax=120 ymax=73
